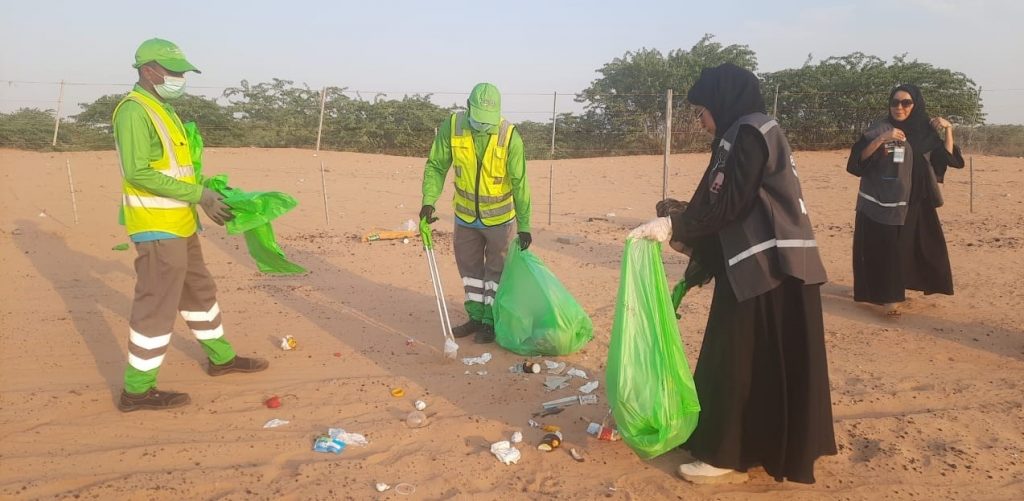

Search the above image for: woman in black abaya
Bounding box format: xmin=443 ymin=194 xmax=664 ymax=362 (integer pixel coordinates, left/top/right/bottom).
xmin=847 ymin=84 xmax=963 ymax=317
xmin=630 ymin=64 xmax=837 ymax=484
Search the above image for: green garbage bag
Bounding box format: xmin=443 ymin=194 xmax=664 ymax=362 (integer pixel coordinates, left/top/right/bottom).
xmin=205 ymin=174 xmax=306 ymax=275
xmin=606 ymin=239 xmax=700 ymax=459
xmin=182 ymin=123 xmax=305 ymax=275
xmin=493 ymin=237 xmax=593 ymax=356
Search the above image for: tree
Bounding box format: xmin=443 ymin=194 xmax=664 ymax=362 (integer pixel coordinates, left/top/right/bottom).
xmin=577 ymin=34 xmax=758 ymax=154
xmin=761 ymin=53 xmax=983 ymax=150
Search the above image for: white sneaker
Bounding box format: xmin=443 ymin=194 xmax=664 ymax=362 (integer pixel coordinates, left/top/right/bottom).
xmin=678 ymin=460 xmax=749 ymax=484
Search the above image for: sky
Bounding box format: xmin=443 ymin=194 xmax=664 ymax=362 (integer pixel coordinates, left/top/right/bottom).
xmin=2 ymin=0 xmax=1023 ymax=124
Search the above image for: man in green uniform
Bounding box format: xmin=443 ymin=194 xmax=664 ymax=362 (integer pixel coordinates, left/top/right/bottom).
xmin=112 ymin=38 xmax=268 ymax=412
xmin=420 ymin=83 xmax=532 ymax=343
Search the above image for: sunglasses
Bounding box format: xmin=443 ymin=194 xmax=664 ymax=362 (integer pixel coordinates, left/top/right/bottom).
xmin=890 ymin=99 xmax=914 ymax=108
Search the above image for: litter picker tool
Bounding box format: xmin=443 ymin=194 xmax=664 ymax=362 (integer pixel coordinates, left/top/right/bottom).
xmin=420 ymin=218 xmax=458 ymax=359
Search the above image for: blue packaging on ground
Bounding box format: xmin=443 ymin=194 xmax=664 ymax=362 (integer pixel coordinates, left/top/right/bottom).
xmin=312 ymin=435 xmax=346 ymax=454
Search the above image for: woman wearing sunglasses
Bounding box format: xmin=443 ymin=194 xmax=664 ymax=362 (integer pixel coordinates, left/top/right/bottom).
xmin=847 ymin=84 xmax=963 ymax=318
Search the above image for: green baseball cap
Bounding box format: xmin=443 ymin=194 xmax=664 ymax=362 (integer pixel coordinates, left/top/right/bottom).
xmin=468 ymin=83 xmax=501 ymax=125
xmin=133 ymin=38 xmax=201 ymax=73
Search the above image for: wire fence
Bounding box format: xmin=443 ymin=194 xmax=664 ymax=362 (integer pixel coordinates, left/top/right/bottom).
xmin=1 ymin=79 xmax=1022 ymax=158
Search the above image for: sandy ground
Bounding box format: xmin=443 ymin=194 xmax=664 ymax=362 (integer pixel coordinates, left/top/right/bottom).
xmin=0 ymin=146 xmax=1022 ymax=500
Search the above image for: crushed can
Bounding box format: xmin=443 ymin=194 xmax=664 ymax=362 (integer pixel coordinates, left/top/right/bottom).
xmin=509 ymin=361 xmax=541 ymax=374
xmin=537 ymin=431 xmax=563 ymax=452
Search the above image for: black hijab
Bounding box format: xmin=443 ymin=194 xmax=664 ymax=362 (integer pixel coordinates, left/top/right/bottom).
xmin=887 ymin=84 xmax=942 ymax=154
xmin=686 ymin=63 xmax=766 ymax=140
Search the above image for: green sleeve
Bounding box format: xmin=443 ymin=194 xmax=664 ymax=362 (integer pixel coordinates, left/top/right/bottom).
xmin=421 ymin=115 xmax=454 ymax=207
xmin=113 ymin=100 xmax=203 ymax=204
xmin=507 ymin=127 xmax=531 ymax=233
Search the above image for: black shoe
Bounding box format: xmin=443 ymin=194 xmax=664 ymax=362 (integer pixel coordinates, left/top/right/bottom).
xmin=118 ymin=388 xmax=190 ymax=412
xmin=475 ymin=324 xmax=495 ymax=344
xmin=208 ymin=356 xmax=270 ymax=376
xmin=451 ymin=320 xmax=484 ymax=338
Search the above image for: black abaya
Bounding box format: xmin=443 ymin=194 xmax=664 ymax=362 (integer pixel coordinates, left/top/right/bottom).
xmin=671 ymin=124 xmax=836 ymax=484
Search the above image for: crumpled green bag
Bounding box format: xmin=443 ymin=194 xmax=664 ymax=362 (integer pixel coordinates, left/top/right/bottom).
xmin=184 ymin=122 xmax=305 ymax=275
xmin=204 ymin=174 xmax=306 ymax=275
xmin=606 ymin=239 xmax=700 ymax=459
xmin=493 ymin=237 xmax=593 ymax=356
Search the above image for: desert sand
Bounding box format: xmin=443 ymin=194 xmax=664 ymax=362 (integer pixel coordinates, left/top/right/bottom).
xmin=1 ymin=146 xmax=1022 ymax=500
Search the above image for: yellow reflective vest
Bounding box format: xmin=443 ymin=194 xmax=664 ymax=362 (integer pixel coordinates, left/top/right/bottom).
xmin=450 ymin=112 xmax=517 ymax=226
xmin=112 ymin=90 xmax=198 ymax=236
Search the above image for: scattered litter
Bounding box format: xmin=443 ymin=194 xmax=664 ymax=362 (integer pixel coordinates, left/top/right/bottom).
xmin=538 ymin=431 xmax=563 ymax=451
xmin=263 ymin=418 xmax=289 ymax=428
xmin=394 ymin=483 xmax=416 ymax=495
xmin=405 ymin=410 xmax=428 ymax=428
xmin=566 ymin=368 xmax=588 ymax=379
xmin=361 ymin=229 xmax=417 ymax=243
xmin=333 ymin=352 xmax=342 ymax=357
xmin=375 ymin=483 xmax=391 ymax=492
xmin=586 ymin=422 xmax=621 ymax=441
xmin=542 ymin=394 xmax=598 ymax=410
xmin=544 ymin=375 xmax=571 ymax=391
xmin=402 ymin=238 xmax=410 ymax=244
xmin=542 ymin=424 xmax=561 ymax=432
xmin=399 ymin=219 xmax=416 ymax=231
xmin=462 ymin=352 xmax=492 ymax=366
xmin=279 ymin=335 xmax=297 ymax=351
xmin=509 ymin=361 xmax=541 ymax=373
xmin=490 ymin=440 xmax=521 ymax=465
xmin=111 ymin=242 xmax=130 ymax=251
xmin=605 ymin=212 xmax=616 ymax=218
xmin=570 ymin=448 xmax=586 ymax=462
xmin=414 ymin=399 xmax=427 ymax=411
xmin=391 ymin=387 xmax=405 ymax=398
xmin=38 ymin=212 xmax=47 ymax=218
xmin=312 ymin=435 xmax=346 ymax=454
xmin=579 ymin=380 xmax=600 ymax=394
xmin=329 ymin=428 xmax=369 ymax=446
xmin=476 ymin=370 xmax=488 ymax=376
xmin=511 ymin=431 xmax=523 ymax=443
xmin=544 ymin=360 xmax=567 ymax=374
xmin=264 ymin=395 xmax=282 ymax=408
xmin=444 ymin=338 xmax=459 ymax=360
xmin=533 ymin=407 xmax=565 ymax=418
xmin=528 ymin=419 xmax=540 ymax=428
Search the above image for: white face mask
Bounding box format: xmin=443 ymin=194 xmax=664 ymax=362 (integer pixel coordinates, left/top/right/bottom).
xmin=468 ymin=117 xmax=492 ymax=132
xmin=154 ymin=75 xmax=187 ymax=100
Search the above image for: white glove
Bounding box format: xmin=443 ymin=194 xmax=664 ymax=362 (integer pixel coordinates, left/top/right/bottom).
xmin=628 ymin=216 xmax=673 ymax=242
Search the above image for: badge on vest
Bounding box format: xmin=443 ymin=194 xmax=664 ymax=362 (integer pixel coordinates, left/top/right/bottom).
xmin=892 ymin=146 xmax=905 ymax=163
xmin=710 ymin=172 xmax=725 ymax=194
xmin=885 ymin=141 xmax=905 ymax=163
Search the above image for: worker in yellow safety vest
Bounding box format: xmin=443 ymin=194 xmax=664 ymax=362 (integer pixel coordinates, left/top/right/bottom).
xmin=420 ymin=83 xmax=532 ymax=343
xmin=111 ymin=38 xmax=268 ymax=412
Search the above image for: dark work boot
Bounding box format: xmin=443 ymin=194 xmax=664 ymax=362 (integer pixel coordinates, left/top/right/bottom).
xmin=451 ymin=319 xmax=484 ymax=338
xmin=117 ymin=388 xmax=191 ymax=412
xmin=208 ymin=356 xmax=270 ymax=376
xmin=475 ymin=324 xmax=495 ymax=344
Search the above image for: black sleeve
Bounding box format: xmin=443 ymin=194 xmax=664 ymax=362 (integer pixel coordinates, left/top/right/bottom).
xmin=670 ymin=125 xmax=767 ymax=242
xmin=846 ymin=135 xmax=877 ymax=177
xmin=931 ymin=144 xmax=965 ymax=169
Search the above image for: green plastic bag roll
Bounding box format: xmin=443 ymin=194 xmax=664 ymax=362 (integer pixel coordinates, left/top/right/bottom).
xmin=493 ymin=238 xmax=593 ymax=356
xmin=606 ymin=239 xmax=700 ymax=459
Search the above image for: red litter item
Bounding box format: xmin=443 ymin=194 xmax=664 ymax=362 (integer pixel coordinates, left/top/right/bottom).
xmin=265 ymin=395 xmax=282 ymax=408
xmin=333 ymin=352 xmax=342 ymax=357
